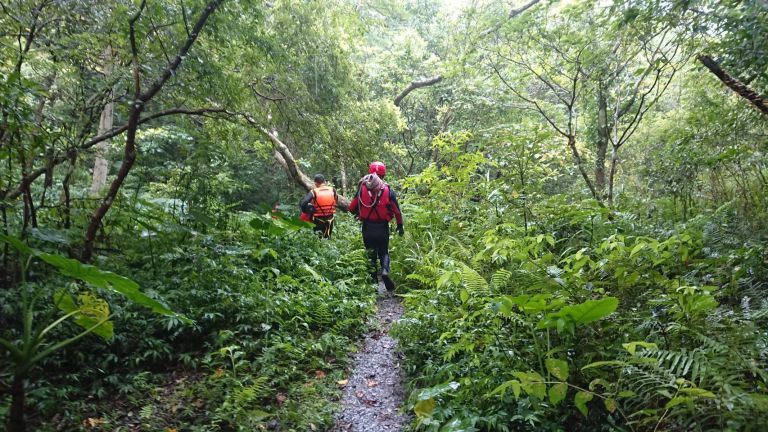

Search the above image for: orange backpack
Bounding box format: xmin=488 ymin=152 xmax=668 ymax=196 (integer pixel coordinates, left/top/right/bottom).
xmin=312 ymin=185 xmax=337 ymax=217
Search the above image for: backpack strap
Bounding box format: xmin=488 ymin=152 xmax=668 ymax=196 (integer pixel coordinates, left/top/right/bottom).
xmin=363 ymin=186 xmax=388 ymax=222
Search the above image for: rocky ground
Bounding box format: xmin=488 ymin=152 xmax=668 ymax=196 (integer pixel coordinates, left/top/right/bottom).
xmin=332 ymin=281 xmax=408 ymax=432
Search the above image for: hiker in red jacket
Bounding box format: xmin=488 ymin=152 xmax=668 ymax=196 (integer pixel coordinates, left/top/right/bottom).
xmin=348 ymin=161 xmax=404 ymax=291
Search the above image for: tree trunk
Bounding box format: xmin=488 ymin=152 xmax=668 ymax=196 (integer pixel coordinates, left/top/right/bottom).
xmin=90 ymin=47 xmax=115 ymax=196
xmin=8 ymin=374 xmax=25 ymax=432
xmin=60 ymin=153 xmax=76 ymax=229
xmin=82 ymin=0 xmax=223 ymax=261
xmin=607 ymin=144 xmax=619 ymax=206
xmin=567 ymin=135 xmax=603 ymax=205
xmin=595 ymin=85 xmax=609 ymax=198
xmin=340 ymin=159 xmax=348 ymax=197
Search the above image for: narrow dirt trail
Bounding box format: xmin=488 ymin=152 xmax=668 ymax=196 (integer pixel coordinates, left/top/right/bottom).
xmin=333 ymin=281 xmax=407 ymax=431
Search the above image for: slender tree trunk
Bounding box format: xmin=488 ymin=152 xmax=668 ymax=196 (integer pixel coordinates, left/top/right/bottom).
xmin=24 ymin=187 xmax=37 ymax=229
xmin=567 ymin=135 xmax=603 ymax=205
xmin=340 ymin=159 xmax=348 ymax=196
xmin=595 ymin=86 xmax=609 ymax=198
xmin=59 ymin=154 xmax=76 ymax=229
xmin=90 ymin=47 xmax=115 ymax=196
xmin=8 ymin=374 xmax=25 ymax=432
xmin=607 ymin=145 xmax=619 ymax=206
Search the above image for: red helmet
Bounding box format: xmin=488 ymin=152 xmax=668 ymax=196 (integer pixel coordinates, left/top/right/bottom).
xmin=369 ymin=161 xmax=386 ymax=177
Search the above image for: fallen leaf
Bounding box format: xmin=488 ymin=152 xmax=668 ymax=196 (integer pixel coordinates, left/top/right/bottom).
xmin=194 ymin=399 xmax=205 ymax=408
xmin=366 ymin=379 xmax=378 ymax=388
xmin=355 ymin=390 xmax=365 ymax=399
xmin=337 ymin=379 xmax=349 ymax=386
xmin=166 ymin=428 xmax=178 ymax=432
xmin=276 ymin=393 xmax=288 ymax=406
xmin=314 ymin=370 xmax=326 ymax=379
xmin=82 ymin=418 xmax=105 ymax=428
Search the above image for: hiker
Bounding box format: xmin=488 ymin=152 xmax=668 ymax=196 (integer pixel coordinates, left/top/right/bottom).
xmin=348 ymin=161 xmax=404 ymax=291
xmin=300 ymin=174 xmax=337 ymax=238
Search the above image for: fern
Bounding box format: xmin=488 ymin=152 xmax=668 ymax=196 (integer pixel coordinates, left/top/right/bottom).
xmin=489 ymin=268 xmax=513 ymax=292
xmin=309 ymin=302 xmax=333 ymax=326
xmin=459 ymin=263 xmax=489 ymax=295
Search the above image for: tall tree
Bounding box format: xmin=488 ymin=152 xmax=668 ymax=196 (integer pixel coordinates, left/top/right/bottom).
xmin=482 ymin=0 xmax=681 ymax=205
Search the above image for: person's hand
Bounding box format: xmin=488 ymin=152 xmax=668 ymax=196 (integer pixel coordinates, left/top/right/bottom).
xmin=396 ymin=224 xmax=404 ymax=236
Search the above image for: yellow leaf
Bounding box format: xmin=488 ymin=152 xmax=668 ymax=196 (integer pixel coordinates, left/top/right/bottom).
xmin=414 ymin=398 xmax=436 ymax=419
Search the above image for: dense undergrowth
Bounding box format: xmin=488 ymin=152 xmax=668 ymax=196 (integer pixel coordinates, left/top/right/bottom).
xmin=391 ymin=135 xmax=768 ymax=432
xmin=1 ymin=205 xmax=375 ymax=431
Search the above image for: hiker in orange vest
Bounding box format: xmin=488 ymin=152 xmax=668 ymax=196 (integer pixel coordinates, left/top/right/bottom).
xmin=348 ymin=161 xmax=403 ymax=291
xmin=300 ymin=174 xmax=337 ymax=238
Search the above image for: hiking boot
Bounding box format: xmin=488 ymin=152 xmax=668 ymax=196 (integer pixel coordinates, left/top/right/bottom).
xmin=382 ymin=274 xmax=395 ymax=291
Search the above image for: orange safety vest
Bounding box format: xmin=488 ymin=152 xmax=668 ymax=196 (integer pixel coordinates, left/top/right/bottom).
xmin=312 ymin=185 xmax=337 ymax=217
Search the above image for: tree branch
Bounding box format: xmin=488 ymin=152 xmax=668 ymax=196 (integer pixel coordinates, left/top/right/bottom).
xmin=140 ymin=0 xmax=223 ymax=103
xmin=240 ymin=114 xmax=351 ymax=209
xmin=480 ymin=0 xmax=542 ymax=37
xmin=393 ymin=75 xmax=443 ymax=107
xmin=697 ymin=54 xmax=768 ymax=116
xmin=2 ymin=107 xmax=227 ymax=202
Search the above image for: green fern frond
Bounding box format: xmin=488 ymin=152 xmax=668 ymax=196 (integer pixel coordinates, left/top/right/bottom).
xmin=309 ymin=303 xmax=333 ymax=325
xmin=459 ymin=263 xmax=489 ymax=295
xmin=490 ymin=269 xmax=513 ymax=293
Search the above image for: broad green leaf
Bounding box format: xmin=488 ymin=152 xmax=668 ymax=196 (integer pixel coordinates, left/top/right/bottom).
xmin=513 ymin=371 xmax=546 ymax=399
xmin=38 ymin=253 xmax=189 ymax=323
xmin=581 ymin=360 xmax=626 ymax=370
xmin=574 ymin=391 xmax=593 ymax=417
xmin=54 ymin=291 xmax=113 ymax=340
xmin=630 ymin=243 xmax=646 ymax=257
xmin=566 ymin=297 xmax=619 ymax=325
xmin=414 ymin=398 xmax=435 ymax=419
xmin=604 ymin=398 xmax=617 ymax=413
xmin=439 ymin=417 xmax=473 ymax=432
xmin=489 ymin=379 xmax=521 ymax=399
xmin=618 ymin=390 xmax=636 ymax=398
xmin=622 ymin=341 xmax=658 ymax=355
xmin=545 ymin=358 xmax=569 ymax=380
xmin=459 ymin=289 xmax=469 ymax=303
xmin=417 ymin=382 xmax=460 ymax=400
xmin=665 ymin=396 xmax=691 ymax=409
xmin=0 ymin=233 xmax=33 ymax=255
xmin=678 ymin=388 xmax=715 ymax=398
xmin=549 ymin=382 xmax=567 ymax=405
xmin=539 ymin=297 xmax=618 ymax=330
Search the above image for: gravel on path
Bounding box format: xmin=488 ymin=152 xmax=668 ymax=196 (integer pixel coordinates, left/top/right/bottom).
xmin=332 ymin=280 xmax=408 ymax=432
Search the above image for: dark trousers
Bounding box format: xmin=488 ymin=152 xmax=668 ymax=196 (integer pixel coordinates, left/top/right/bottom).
xmin=362 ymin=221 xmax=390 ymax=275
xmin=313 ymin=215 xmax=334 ymax=238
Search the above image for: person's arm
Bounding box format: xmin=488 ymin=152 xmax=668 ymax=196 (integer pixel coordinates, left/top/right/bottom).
xmin=388 ymin=188 xmax=403 ymax=225
xmin=348 ymin=185 xmax=360 ymax=215
xmin=300 ymin=191 xmax=314 ymax=214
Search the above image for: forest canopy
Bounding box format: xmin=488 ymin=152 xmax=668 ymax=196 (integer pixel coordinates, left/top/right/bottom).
xmin=1 ymin=0 xmax=767 ymax=431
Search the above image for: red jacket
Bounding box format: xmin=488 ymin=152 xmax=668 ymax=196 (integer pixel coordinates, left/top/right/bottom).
xmin=349 ymin=184 xmax=403 ymax=224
